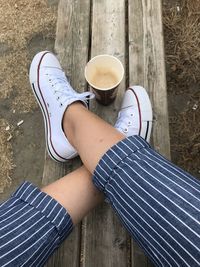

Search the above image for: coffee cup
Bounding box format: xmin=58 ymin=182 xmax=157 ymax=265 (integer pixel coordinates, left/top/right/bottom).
xmin=85 ymin=55 xmax=124 ymax=105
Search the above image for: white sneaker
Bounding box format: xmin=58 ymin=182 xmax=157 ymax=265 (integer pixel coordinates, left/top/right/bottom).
xmin=29 ymin=51 xmax=94 ymax=162
xmin=115 ymin=86 xmax=153 ymax=142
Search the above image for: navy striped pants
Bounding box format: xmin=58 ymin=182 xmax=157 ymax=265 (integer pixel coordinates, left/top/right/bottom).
xmin=0 ymin=136 xmax=200 ymax=266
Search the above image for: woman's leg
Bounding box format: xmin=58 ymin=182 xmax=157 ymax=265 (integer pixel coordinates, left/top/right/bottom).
xmin=92 ymin=136 xmax=200 ymax=267
xmin=63 ymin=102 xmax=124 ymax=173
xmin=42 ymin=166 xmax=103 ymax=224
xmin=63 ymin=102 xmax=200 ymax=267
xmin=0 ymin=166 xmax=103 ymax=267
xmin=63 ymin=85 xmax=152 ymax=174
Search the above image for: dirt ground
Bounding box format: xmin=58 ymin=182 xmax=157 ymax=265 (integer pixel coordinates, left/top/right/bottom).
xmin=0 ymin=0 xmax=58 ymax=199
xmin=0 ymin=0 xmax=200 ymax=200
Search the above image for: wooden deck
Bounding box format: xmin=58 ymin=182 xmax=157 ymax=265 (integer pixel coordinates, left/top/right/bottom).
xmin=44 ymin=0 xmax=170 ymax=266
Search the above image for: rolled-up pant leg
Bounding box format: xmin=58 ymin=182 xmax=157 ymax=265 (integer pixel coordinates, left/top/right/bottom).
xmin=93 ymin=136 xmax=200 ymax=267
xmin=0 ymin=182 xmax=73 ymax=267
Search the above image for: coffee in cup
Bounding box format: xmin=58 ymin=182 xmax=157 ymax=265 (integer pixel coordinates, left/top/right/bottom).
xmin=85 ymin=55 xmax=124 ymax=105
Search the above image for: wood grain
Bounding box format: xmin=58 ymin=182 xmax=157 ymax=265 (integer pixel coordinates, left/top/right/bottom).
xmin=129 ymin=0 xmax=170 ymax=266
xmin=81 ymin=1 xmax=130 ymax=267
xmin=128 ymin=0 xmax=170 ymax=159
xmin=44 ymin=0 xmax=91 ymax=266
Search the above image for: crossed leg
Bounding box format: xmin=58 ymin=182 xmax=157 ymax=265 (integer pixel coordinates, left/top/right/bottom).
xmin=63 ymin=102 xmax=125 ymax=173
xmin=1 ymin=99 xmax=200 ymax=267
xmin=42 ymin=101 xmax=125 ymax=225
xmin=45 ymin=101 xmax=200 ymax=267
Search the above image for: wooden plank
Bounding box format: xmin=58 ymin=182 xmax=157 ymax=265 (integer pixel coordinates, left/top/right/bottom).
xmin=89 ymin=0 xmax=126 ymax=122
xmin=129 ymin=0 xmax=170 ymax=266
xmin=44 ymin=0 xmax=91 ymax=266
xmin=131 ymin=240 xmax=147 ymax=267
xmin=128 ymin=0 xmax=170 ymax=158
xmin=81 ymin=1 xmax=130 ymax=267
xmin=131 ymin=240 xmax=154 ymax=267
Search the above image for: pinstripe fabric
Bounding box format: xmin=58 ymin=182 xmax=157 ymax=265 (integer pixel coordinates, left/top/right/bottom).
xmin=0 ymin=181 xmax=73 ymax=267
xmin=93 ymin=136 xmax=200 ymax=267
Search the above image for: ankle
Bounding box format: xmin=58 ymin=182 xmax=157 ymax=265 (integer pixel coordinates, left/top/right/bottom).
xmin=67 ymin=101 xmax=86 ymax=113
xmin=62 ymin=101 xmax=86 ymax=147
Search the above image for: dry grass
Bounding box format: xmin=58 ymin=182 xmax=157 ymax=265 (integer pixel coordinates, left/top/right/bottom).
xmin=164 ymin=0 xmax=200 ymax=176
xmin=0 ymin=119 xmax=14 ymax=193
xmin=0 ymin=0 xmax=57 ymax=112
xmin=163 ymin=0 xmax=200 ymax=88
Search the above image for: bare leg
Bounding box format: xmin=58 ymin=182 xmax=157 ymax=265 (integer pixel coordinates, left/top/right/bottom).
xmin=42 ymin=100 xmax=124 ymax=225
xmin=42 ymin=166 xmax=104 ymax=224
xmin=0 ymin=167 xmax=103 ymax=266
xmin=63 ymin=102 xmax=125 ymax=173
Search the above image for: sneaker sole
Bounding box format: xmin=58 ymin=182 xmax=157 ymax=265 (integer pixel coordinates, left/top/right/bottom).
xmin=29 ymin=51 xmax=69 ymax=163
xmin=129 ymin=86 xmax=153 ymax=142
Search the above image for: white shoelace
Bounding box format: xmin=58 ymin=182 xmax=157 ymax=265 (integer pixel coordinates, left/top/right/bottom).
xmin=115 ymin=109 xmax=134 ymax=134
xmin=47 ymin=69 xmax=94 ymax=106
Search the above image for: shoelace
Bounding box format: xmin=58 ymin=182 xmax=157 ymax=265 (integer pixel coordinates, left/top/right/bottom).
xmin=47 ymin=69 xmax=95 ymax=106
xmin=115 ymin=110 xmax=134 ymax=133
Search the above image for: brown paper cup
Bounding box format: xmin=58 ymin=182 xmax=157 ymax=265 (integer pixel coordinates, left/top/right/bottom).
xmin=85 ymin=55 xmax=124 ymax=105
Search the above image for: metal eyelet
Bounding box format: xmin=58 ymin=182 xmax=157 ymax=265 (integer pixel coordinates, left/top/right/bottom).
xmin=128 ymin=121 xmax=132 ymax=126
xmin=60 ymin=103 xmax=63 ymax=107
xmin=130 ymin=113 xmax=134 ymax=117
xmin=123 ymin=128 xmax=128 ymax=133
